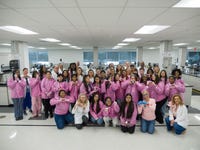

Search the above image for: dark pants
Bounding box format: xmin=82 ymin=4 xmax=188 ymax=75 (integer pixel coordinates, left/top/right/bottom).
xmin=23 ymin=91 xmax=32 ymax=111
xmin=12 ymin=98 xmax=24 ymax=120
xmin=165 ymin=116 xmax=186 ymax=135
xmin=75 ymin=115 xmax=89 ymax=129
xmin=54 ymin=112 xmax=74 ymax=129
xmin=121 ymin=125 xmax=135 ymax=134
xmin=42 ymin=99 xmax=53 ymax=118
xmin=155 ymin=98 xmax=167 ymax=124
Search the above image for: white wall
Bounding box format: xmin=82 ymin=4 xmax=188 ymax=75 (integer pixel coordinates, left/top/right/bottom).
xmin=142 ymin=48 xmax=179 ymax=67
xmin=0 ymin=47 xmax=12 ymax=67
xmin=48 ymin=49 xmax=84 ymax=65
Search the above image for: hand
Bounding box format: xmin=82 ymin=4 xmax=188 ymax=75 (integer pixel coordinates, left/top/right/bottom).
xmin=170 ymin=120 xmax=174 ymax=126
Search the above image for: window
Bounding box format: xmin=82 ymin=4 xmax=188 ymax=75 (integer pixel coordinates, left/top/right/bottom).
xmin=83 ymin=50 xmax=136 ymax=66
xmin=29 ymin=50 xmax=49 ymax=70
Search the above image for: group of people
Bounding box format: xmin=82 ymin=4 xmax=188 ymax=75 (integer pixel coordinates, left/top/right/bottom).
xmin=7 ymin=61 xmax=188 ymax=135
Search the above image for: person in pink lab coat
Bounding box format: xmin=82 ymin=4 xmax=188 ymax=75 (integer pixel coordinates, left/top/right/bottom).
xmin=41 ymin=71 xmax=55 ymax=118
xmin=120 ymin=94 xmax=137 ymax=134
xmin=102 ymin=97 xmax=120 ymax=127
xmin=29 ymin=71 xmax=42 ymax=118
xmin=7 ymin=69 xmax=26 ymax=121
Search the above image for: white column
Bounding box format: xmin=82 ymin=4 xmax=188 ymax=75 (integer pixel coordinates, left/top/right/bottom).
xmin=159 ymin=40 xmax=173 ymax=75
xmin=11 ymin=41 xmax=29 ymax=72
xmin=136 ymin=46 xmax=143 ymax=66
xmin=93 ymin=46 xmax=98 ymax=67
xmin=178 ymin=46 xmax=187 ymax=69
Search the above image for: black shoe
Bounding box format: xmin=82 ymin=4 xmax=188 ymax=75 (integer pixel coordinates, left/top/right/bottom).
xmin=24 ymin=111 xmax=27 ymax=115
xmin=50 ymin=114 xmax=53 ymax=118
xmin=29 ymin=109 xmax=33 ymax=113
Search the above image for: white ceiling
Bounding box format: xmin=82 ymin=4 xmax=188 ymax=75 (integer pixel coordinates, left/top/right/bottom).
xmin=0 ymin=0 xmax=200 ymax=49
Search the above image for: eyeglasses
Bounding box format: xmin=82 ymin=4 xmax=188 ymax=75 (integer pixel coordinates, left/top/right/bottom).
xmin=142 ymin=93 xmax=148 ymax=96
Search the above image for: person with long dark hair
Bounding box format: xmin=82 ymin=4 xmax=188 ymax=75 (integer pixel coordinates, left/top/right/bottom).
xmin=80 ymin=75 xmax=95 ymax=99
xmin=120 ymin=94 xmax=137 ymax=134
xmin=29 ymin=71 xmax=42 ymax=118
xmin=147 ymin=74 xmax=166 ymax=124
xmin=90 ymin=92 xmax=104 ymax=125
xmin=7 ymin=69 xmax=26 ymax=120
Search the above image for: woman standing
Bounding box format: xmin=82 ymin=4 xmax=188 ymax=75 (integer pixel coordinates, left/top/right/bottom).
xmin=7 ymin=69 xmax=26 ymax=120
xmin=29 ymin=71 xmax=42 ymax=118
xmin=41 ymin=71 xmax=55 ymax=118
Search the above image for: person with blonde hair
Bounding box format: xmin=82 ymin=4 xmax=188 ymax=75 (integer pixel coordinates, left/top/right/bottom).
xmin=72 ymin=93 xmax=90 ymax=129
xmin=165 ymin=94 xmax=188 ymax=135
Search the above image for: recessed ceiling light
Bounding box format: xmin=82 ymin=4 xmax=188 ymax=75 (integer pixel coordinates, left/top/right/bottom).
xmin=70 ymin=46 xmax=82 ymax=49
xmin=117 ymin=43 xmax=129 ymax=46
xmin=173 ymin=43 xmax=188 ymax=46
xmin=123 ymin=38 xmax=141 ymax=42
xmin=0 ymin=26 xmax=38 ymax=35
xmin=187 ymin=47 xmax=193 ymax=49
xmin=112 ymin=46 xmax=123 ymax=49
xmin=173 ymin=0 xmax=200 ymax=8
xmin=134 ymin=25 xmax=170 ymax=34
xmin=28 ymin=46 xmax=34 ymax=48
xmin=58 ymin=43 xmax=71 ymax=46
xmin=148 ymin=47 xmax=159 ymax=50
xmin=40 ymin=38 xmax=60 ymax=42
xmin=1 ymin=43 xmax=11 ymax=46
xmin=38 ymin=47 xmax=46 ymax=49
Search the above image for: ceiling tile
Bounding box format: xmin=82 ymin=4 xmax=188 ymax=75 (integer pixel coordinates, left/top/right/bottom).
xmin=127 ymin=0 xmax=179 ymax=7
xmin=118 ymin=8 xmax=167 ymax=30
xmin=150 ymin=8 xmax=200 ymax=26
xmin=77 ymin=0 xmax=127 ymax=7
xmin=49 ymin=0 xmax=77 ymax=7
xmin=81 ymin=8 xmax=123 ymax=27
xmin=0 ymin=0 xmax=52 ymax=8
xmin=58 ymin=8 xmax=86 ymax=26
xmin=16 ymin=8 xmax=72 ymax=26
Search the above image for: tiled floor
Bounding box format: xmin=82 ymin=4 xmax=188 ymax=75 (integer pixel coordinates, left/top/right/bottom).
xmin=0 ymin=96 xmax=200 ymax=150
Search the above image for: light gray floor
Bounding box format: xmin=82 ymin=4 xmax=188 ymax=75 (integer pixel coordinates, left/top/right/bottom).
xmin=0 ymin=96 xmax=200 ymax=150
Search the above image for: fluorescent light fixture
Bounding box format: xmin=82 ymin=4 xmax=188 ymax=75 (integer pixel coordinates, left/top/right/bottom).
xmin=28 ymin=46 xmax=34 ymax=48
xmin=38 ymin=47 xmax=46 ymax=49
xmin=187 ymin=47 xmax=193 ymax=49
xmin=123 ymin=38 xmax=141 ymax=42
xmin=148 ymin=47 xmax=158 ymax=50
xmin=70 ymin=46 xmax=82 ymax=49
xmin=1 ymin=43 xmax=11 ymax=46
xmin=112 ymin=46 xmax=123 ymax=49
xmin=173 ymin=43 xmax=188 ymax=46
xmin=134 ymin=25 xmax=170 ymax=34
xmin=58 ymin=43 xmax=71 ymax=46
xmin=0 ymin=26 xmax=38 ymax=35
xmin=117 ymin=43 xmax=129 ymax=46
xmin=40 ymin=38 xmax=60 ymax=43
xmin=197 ymin=40 xmax=200 ymax=42
xmin=173 ymin=0 xmax=200 ymax=8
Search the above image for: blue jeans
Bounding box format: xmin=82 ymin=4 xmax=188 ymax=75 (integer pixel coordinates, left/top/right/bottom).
xmin=165 ymin=116 xmax=186 ymax=135
xmin=23 ymin=90 xmax=32 ymax=110
xmin=54 ymin=112 xmax=74 ymax=129
xmin=90 ymin=116 xmax=104 ymax=125
xmin=141 ymin=118 xmax=155 ymax=134
xmin=12 ymin=98 xmax=24 ymax=119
